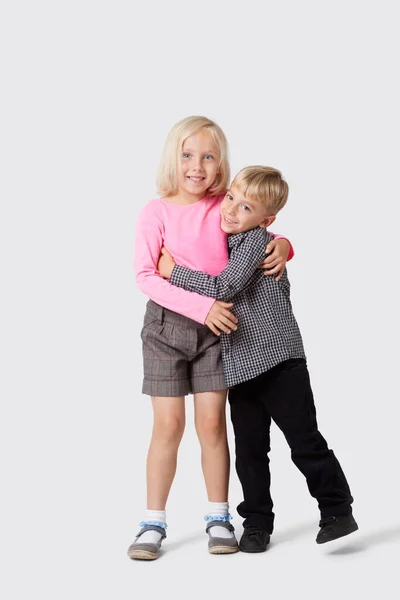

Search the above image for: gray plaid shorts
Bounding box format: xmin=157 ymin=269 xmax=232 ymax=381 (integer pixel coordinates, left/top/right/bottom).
xmin=141 ymin=300 xmax=226 ymax=397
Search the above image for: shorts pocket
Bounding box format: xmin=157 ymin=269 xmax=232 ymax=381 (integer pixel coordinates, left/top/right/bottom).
xmin=140 ymin=311 xmax=159 ymax=337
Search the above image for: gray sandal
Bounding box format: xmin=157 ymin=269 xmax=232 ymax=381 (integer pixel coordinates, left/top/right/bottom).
xmin=127 ymin=525 xmax=167 ymax=560
xmin=206 ymin=520 xmax=239 ymax=554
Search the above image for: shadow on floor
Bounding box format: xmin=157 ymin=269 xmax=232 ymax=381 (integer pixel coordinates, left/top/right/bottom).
xmin=273 ymin=520 xmax=316 ymax=544
xmin=162 ymin=522 xmax=400 ymax=557
xmin=164 ymin=531 xmax=206 ymax=553
xmin=326 ymin=523 xmax=400 ymax=556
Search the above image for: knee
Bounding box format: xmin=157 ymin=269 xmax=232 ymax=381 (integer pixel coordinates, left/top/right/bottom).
xmin=154 ymin=415 xmax=185 ymax=445
xmin=235 ymin=432 xmax=270 ymax=457
xmin=290 ymin=430 xmax=329 ymax=456
xmin=196 ymin=414 xmax=226 ymax=443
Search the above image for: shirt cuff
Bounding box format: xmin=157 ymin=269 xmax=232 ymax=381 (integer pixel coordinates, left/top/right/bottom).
xmin=170 ymin=264 xmax=192 ymax=289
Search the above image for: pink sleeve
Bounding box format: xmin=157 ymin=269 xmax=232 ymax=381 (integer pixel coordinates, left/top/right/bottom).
xmin=134 ymin=204 xmax=215 ymax=324
xmin=269 ymin=232 xmax=294 ymax=261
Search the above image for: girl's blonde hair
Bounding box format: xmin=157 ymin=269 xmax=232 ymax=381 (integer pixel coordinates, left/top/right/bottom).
xmin=157 ymin=116 xmax=230 ymax=197
xmin=232 ymin=166 xmax=289 ymax=215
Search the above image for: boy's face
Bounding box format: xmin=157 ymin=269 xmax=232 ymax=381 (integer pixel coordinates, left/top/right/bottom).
xmin=220 ymin=185 xmax=276 ymax=234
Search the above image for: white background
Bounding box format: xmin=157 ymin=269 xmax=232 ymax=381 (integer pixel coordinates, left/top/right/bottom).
xmin=1 ymin=1 xmax=399 ymax=598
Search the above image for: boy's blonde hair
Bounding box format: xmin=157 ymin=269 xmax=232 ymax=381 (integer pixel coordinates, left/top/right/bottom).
xmin=157 ymin=116 xmax=230 ymax=197
xmin=231 ymin=166 xmax=288 ymax=215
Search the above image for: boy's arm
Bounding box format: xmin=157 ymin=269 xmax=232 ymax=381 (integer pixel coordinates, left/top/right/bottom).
xmin=170 ymin=229 xmax=270 ymax=302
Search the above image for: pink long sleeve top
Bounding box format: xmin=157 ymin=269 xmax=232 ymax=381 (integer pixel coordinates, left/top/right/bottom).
xmin=134 ymin=194 xmax=293 ymax=324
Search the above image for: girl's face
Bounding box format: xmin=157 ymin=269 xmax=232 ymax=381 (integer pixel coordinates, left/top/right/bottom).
xmin=177 ymin=130 xmax=220 ymax=200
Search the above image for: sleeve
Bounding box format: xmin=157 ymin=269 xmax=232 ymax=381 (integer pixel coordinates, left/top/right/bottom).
xmin=269 ymin=232 xmax=295 ymax=261
xmin=134 ymin=203 xmax=215 ymax=324
xmin=170 ymin=229 xmax=269 ymax=302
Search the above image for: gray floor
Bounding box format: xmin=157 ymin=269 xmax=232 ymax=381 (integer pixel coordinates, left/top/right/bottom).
xmin=124 ymin=514 xmax=400 ymax=599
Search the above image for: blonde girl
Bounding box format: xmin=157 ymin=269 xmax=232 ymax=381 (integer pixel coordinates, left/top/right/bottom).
xmin=128 ymin=116 xmax=292 ymax=560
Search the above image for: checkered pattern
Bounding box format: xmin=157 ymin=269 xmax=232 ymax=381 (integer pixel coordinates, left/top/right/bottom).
xmin=170 ymin=227 xmax=306 ymax=387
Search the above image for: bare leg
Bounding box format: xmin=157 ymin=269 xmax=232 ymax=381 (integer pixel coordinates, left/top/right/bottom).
xmin=146 ymin=396 xmax=186 ymax=509
xmin=194 ymin=390 xmax=229 ymax=502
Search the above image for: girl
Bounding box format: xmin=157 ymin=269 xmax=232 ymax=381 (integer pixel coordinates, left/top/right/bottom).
xmin=128 ymin=116 xmax=293 ymax=560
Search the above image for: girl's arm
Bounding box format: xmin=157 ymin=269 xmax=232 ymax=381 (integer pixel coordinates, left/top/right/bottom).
xmin=135 ymin=203 xmax=236 ymax=332
xmin=159 ymin=228 xmax=272 ymax=302
xmin=260 ymin=234 xmax=294 ymax=281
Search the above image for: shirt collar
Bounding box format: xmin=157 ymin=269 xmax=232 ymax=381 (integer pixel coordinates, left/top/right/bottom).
xmin=228 ymin=227 xmax=262 ymax=249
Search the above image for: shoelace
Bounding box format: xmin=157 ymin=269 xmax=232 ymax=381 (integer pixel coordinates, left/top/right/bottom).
xmin=245 ymin=528 xmax=266 ymax=537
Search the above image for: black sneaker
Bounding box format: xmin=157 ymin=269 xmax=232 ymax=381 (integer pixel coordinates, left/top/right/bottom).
xmin=239 ymin=527 xmax=271 ymax=553
xmin=316 ymin=515 xmax=358 ymax=544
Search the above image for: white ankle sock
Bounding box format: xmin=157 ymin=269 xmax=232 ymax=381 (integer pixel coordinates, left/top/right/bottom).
xmin=206 ymin=502 xmax=234 ymax=539
xmin=137 ymin=509 xmax=167 ymax=544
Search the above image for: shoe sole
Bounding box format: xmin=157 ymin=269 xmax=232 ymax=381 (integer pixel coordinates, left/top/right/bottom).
xmin=239 ymin=545 xmax=269 ymax=553
xmin=239 ymin=540 xmax=270 ymax=553
xmin=127 ymin=549 xmax=159 ymax=560
xmin=316 ymin=522 xmax=359 ymax=544
xmin=208 ymin=545 xmax=239 ymax=554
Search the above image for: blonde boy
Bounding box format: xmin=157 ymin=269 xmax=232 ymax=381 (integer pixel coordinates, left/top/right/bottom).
xmin=158 ymin=166 xmax=357 ymax=552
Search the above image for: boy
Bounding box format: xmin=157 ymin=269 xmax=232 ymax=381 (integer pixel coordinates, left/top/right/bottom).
xmin=158 ymin=166 xmax=357 ymax=552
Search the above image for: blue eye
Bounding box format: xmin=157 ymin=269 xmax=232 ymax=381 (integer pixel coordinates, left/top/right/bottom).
xmin=204 ymin=155 xmax=214 ymax=160
xmin=182 ymin=153 xmax=191 ymax=159
xmin=226 ymin=194 xmax=233 ymax=201
xmin=240 ymin=204 xmax=250 ymax=211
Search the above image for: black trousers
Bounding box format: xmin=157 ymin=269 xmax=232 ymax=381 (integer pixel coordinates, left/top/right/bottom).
xmin=228 ymin=359 xmax=353 ymax=533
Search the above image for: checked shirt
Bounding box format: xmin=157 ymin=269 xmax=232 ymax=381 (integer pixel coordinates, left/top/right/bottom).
xmin=170 ymin=227 xmax=306 ymax=387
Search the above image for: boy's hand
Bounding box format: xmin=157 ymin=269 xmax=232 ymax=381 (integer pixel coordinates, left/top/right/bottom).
xmin=158 ymin=247 xmax=176 ymax=280
xmin=259 ymin=238 xmax=290 ymax=281
xmin=205 ymin=301 xmax=238 ymax=336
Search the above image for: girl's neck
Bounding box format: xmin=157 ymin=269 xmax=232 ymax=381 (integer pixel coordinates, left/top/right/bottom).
xmin=163 ymin=189 xmax=208 ymax=205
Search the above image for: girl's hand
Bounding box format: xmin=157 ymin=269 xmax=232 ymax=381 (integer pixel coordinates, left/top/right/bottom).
xmin=205 ymin=301 xmax=238 ymax=336
xmin=259 ymin=238 xmax=290 ymax=281
xmin=158 ymin=247 xmax=176 ymax=279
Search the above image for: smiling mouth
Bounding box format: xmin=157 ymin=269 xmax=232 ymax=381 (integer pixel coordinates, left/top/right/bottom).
xmin=223 ymin=215 xmax=237 ymax=225
xmin=187 ymin=176 xmax=205 ymax=182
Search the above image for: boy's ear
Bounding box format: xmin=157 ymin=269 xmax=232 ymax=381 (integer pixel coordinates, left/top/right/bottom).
xmin=260 ymin=215 xmax=276 ymax=228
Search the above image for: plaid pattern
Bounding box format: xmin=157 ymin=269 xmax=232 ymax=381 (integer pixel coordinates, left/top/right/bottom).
xmin=141 ymin=300 xmax=226 ymax=396
xmin=170 ymin=227 xmax=306 ymax=388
